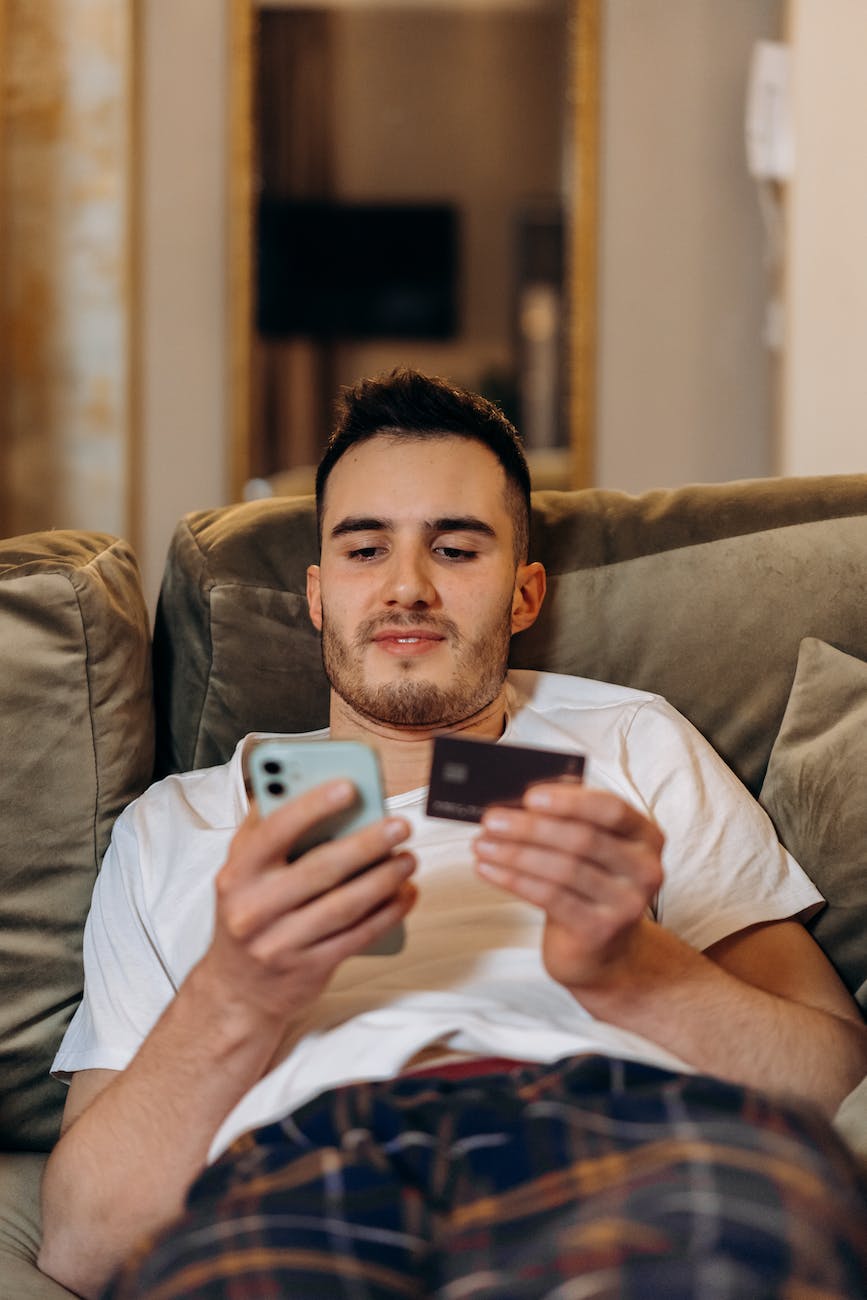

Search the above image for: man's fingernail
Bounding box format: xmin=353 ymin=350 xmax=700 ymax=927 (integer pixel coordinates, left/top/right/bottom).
xmin=525 ymin=787 xmax=553 ymax=808
xmin=483 ymin=812 xmax=511 ymax=832
xmin=327 ymin=779 xmax=354 ymax=805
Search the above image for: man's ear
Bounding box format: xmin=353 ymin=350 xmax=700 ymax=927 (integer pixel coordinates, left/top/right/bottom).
xmin=510 ymin=561 xmax=546 ymax=634
xmin=306 ymin=564 xmax=323 ymax=631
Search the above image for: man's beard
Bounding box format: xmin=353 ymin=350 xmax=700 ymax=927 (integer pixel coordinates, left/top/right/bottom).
xmin=320 ymin=606 xmax=513 ymax=728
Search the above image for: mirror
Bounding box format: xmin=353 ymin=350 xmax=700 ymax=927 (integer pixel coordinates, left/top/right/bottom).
xmin=229 ymin=0 xmax=596 ymax=499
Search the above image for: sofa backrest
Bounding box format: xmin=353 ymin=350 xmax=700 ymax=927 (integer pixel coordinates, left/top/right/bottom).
xmin=151 ymin=473 xmax=867 ymax=1009
xmin=0 ymin=533 xmax=153 ymax=1151
xmin=153 ymin=473 xmax=867 ymax=796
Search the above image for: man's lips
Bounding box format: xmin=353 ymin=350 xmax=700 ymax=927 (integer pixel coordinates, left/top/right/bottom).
xmin=371 ymin=628 xmax=447 ymax=656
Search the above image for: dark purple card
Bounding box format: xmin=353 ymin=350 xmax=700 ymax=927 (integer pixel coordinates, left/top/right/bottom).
xmin=426 ymin=734 xmax=585 ymax=823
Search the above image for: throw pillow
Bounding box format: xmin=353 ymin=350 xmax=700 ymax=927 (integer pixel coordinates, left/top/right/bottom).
xmin=759 ymin=638 xmax=867 ymax=1009
xmin=0 ymin=533 xmax=154 ymax=1149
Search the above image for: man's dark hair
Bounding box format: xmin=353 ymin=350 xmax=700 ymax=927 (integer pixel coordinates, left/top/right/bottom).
xmin=316 ymin=368 xmax=531 ymax=561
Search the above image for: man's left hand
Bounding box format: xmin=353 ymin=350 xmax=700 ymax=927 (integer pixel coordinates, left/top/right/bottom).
xmin=473 ymin=782 xmax=665 ymax=992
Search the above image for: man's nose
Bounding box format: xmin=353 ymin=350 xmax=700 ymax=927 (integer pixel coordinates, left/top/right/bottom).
xmin=384 ymin=549 xmax=437 ymax=608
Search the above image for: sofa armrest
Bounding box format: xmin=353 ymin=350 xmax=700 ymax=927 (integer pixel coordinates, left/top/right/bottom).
xmin=0 ymin=1154 xmax=76 ymax=1298
xmin=0 ymin=532 xmax=154 ymax=1151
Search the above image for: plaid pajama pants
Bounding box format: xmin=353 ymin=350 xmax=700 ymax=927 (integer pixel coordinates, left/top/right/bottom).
xmin=105 ymin=1056 xmax=867 ymax=1299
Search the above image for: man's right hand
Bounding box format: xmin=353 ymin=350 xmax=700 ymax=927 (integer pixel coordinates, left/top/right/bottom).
xmin=38 ymin=779 xmax=416 ymax=1299
xmin=200 ymin=777 xmax=417 ymax=1029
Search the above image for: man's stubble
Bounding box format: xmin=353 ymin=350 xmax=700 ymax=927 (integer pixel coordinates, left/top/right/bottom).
xmin=319 ymin=604 xmax=514 ymax=729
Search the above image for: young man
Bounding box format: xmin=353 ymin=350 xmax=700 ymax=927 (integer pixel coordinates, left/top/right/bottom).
xmin=40 ymin=370 xmax=867 ymax=1297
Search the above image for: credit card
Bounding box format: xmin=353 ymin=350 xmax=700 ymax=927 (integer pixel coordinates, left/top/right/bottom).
xmin=426 ymin=734 xmax=585 ymax=823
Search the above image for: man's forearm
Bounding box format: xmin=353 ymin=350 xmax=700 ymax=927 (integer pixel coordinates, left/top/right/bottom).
xmin=570 ymin=919 xmax=867 ymax=1116
xmin=38 ymin=962 xmax=289 ymax=1299
xmin=40 ymin=791 xmax=417 ymax=1297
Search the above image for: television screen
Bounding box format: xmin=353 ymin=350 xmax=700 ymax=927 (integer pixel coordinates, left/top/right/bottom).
xmin=257 ymin=199 xmax=459 ymax=341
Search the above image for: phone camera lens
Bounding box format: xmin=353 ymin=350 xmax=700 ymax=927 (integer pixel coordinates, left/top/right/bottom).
xmin=263 ymin=760 xmax=282 ymax=775
xmin=266 ymin=781 xmax=286 ymax=797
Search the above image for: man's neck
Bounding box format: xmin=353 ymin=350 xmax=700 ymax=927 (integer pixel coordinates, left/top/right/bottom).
xmin=327 ymin=688 xmax=510 ymax=797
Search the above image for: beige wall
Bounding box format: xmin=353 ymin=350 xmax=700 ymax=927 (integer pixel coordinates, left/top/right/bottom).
xmin=596 ymin=0 xmax=781 ymax=491
xmin=137 ymin=0 xmax=230 ymax=607
xmin=780 ymin=0 xmax=867 ymax=475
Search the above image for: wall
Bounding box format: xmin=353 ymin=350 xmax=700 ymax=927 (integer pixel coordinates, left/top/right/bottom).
xmin=780 ymin=0 xmax=867 ymax=475
xmin=595 ymin=0 xmax=782 ymax=491
xmin=0 ymin=0 xmax=133 ymax=538
xmin=137 ymin=0 xmax=230 ymax=607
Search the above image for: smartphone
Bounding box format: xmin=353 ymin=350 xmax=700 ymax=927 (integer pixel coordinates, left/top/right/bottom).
xmin=245 ymin=738 xmax=404 ymax=955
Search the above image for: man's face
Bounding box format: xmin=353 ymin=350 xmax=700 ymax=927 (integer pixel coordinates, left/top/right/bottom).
xmin=307 ymin=434 xmax=543 ymax=730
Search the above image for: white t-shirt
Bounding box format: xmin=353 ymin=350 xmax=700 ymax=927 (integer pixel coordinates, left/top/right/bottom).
xmin=54 ymin=670 xmax=822 ymax=1161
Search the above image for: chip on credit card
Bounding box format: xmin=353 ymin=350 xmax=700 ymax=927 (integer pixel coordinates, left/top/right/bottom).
xmin=426 ymin=734 xmax=585 ymax=824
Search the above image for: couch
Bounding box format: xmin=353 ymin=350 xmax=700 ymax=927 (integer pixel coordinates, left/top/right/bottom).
xmin=2 ymin=474 xmax=866 ymax=1298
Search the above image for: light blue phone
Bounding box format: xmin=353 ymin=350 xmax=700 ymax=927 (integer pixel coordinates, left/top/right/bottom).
xmin=246 ymin=739 xmax=405 ymax=955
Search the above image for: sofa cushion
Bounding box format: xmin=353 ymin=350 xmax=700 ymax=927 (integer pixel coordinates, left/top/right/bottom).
xmin=835 ymin=1074 xmax=867 ymax=1163
xmin=153 ymin=475 xmax=867 ymax=795
xmin=0 ymin=1153 xmax=75 ymax=1297
xmin=153 ymin=496 xmax=325 ymax=776
xmin=0 ymin=533 xmax=154 ymax=1150
xmin=514 ymin=501 xmax=867 ymax=795
xmin=759 ymin=638 xmax=867 ymax=1008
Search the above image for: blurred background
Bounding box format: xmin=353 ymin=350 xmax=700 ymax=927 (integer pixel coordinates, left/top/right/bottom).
xmin=0 ymin=0 xmax=865 ymax=608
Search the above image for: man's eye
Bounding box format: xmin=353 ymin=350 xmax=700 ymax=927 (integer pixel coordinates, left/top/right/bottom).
xmin=347 ymin=546 xmax=383 ymax=561
xmin=435 ymin=546 xmax=477 ymax=561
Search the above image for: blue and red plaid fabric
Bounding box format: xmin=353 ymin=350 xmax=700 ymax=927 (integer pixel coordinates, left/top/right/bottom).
xmin=106 ymin=1055 xmax=867 ymax=1299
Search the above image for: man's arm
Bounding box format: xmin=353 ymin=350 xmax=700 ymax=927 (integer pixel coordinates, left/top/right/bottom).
xmin=474 ymin=783 xmax=867 ymax=1115
xmin=38 ymin=780 xmax=416 ymax=1299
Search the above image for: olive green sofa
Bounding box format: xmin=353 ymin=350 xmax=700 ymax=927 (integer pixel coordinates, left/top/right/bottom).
xmin=2 ymin=474 xmax=866 ymax=1297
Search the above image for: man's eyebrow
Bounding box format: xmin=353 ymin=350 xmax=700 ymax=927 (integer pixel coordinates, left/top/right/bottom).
xmin=429 ymin=517 xmax=497 ymax=540
xmin=329 ymin=516 xmax=392 ymax=539
xmin=328 ymin=515 xmax=497 ymax=541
